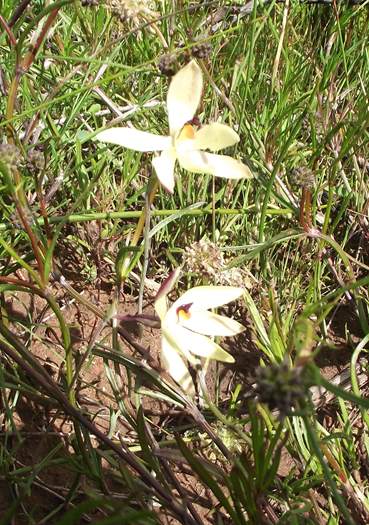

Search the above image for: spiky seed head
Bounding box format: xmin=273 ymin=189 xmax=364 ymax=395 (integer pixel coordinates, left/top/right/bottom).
xmin=254 ymin=361 xmax=309 ymax=418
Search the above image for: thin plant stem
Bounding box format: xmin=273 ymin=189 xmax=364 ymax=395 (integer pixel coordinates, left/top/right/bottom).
xmin=0 ymin=15 xmax=17 ymax=47
xmin=8 ymin=0 xmax=33 ymax=27
xmin=211 ymin=176 xmax=216 ymax=243
xmin=138 ymin=180 xmax=153 ymax=314
xmin=299 ymin=187 xmax=312 ymax=231
xmin=272 ymin=0 xmax=290 ymax=86
xmin=5 ymin=5 xmax=61 ymax=284
xmin=120 ymin=179 xmax=159 ymax=283
xmin=0 ymin=205 xmax=291 ymax=232
xmin=0 ymin=335 xmax=199 ymax=525
xmin=14 ymin=200 xmax=46 ymax=284
xmin=302 ymin=413 xmax=355 ymax=525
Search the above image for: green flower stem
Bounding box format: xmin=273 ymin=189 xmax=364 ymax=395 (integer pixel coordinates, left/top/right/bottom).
xmin=138 ymin=182 xmax=154 ymax=313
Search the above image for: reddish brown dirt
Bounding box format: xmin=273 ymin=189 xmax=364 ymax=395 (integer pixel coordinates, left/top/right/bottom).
xmin=1 ymin=281 xmax=231 ymax=524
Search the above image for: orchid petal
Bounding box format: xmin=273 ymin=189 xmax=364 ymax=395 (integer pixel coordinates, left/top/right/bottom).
xmin=181 ymin=311 xmax=245 ymax=337
xmin=152 ymin=149 xmax=177 ymax=193
xmin=96 ymin=127 xmax=171 ymax=152
xmin=177 ymin=149 xmax=252 ymax=179
xmin=163 ymin=321 xmax=234 ymax=363
xmin=162 ymin=334 xmax=195 ymax=394
xmin=154 ymin=267 xmax=182 ymax=321
xmin=162 ymin=324 xmax=199 ymax=364
xmin=171 ymin=286 xmax=244 ymax=313
xmin=193 ymin=123 xmax=240 ymax=152
xmin=180 ymin=329 xmax=235 ymax=363
xmin=167 ymin=60 xmax=203 ymax=136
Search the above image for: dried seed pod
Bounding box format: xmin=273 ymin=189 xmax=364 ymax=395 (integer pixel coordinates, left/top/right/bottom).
xmin=27 ymin=149 xmax=45 ymax=173
xmin=158 ymin=54 xmax=177 ymax=77
xmin=0 ymin=144 xmax=22 ymax=172
xmin=183 ymin=239 xmax=224 ymax=279
xmin=81 ymin=0 xmax=99 ymax=7
xmin=254 ymin=361 xmax=309 ymax=418
xmin=108 ymin=0 xmax=156 ymax=25
xmin=292 ymin=166 xmax=315 ymax=191
xmin=191 ymin=42 xmax=212 ymax=60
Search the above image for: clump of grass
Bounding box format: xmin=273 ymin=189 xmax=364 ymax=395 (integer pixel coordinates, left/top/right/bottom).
xmin=0 ymin=0 xmax=369 ymax=523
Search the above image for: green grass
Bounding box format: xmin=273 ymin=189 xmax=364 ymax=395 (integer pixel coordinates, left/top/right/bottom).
xmin=1 ymin=0 xmax=369 ymax=523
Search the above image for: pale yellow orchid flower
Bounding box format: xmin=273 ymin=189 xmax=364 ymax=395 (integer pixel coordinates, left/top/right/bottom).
xmin=95 ymin=60 xmax=252 ymax=193
xmin=155 ymin=269 xmax=245 ymax=394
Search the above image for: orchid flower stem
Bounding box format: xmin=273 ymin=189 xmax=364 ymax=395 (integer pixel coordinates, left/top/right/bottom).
xmin=211 ymin=176 xmax=216 ymax=243
xmin=138 ymin=181 xmax=153 ymax=314
xmin=111 ymin=290 xmax=121 ymax=388
xmin=120 ymin=179 xmax=159 ymax=284
xmin=198 ymin=59 xmax=235 ymax=113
